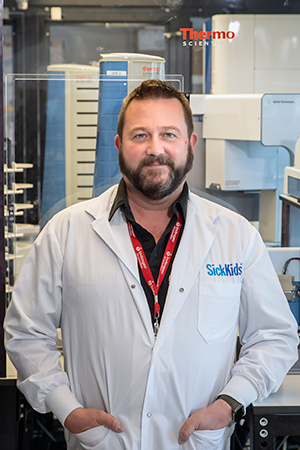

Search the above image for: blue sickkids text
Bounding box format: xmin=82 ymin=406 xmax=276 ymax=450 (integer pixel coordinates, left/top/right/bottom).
xmin=206 ymin=263 xmax=242 ymax=277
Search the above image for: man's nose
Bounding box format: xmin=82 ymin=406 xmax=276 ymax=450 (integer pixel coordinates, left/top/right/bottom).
xmin=146 ymin=135 xmax=163 ymax=156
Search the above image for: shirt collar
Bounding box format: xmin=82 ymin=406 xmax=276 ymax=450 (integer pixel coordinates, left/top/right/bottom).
xmin=108 ymin=177 xmax=189 ymax=222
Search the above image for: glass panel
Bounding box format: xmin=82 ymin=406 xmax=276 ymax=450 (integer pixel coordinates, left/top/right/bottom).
xmin=4 ymin=69 xmax=183 ymax=304
xmin=49 ymin=24 xmax=165 ymax=65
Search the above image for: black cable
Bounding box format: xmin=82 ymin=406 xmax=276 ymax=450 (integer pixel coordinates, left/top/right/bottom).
xmin=36 ymin=419 xmax=58 ymax=442
xmin=231 ymin=431 xmax=245 ymax=450
xmin=275 ymin=435 xmax=289 ymax=450
xmin=282 ymin=258 xmax=300 ymax=275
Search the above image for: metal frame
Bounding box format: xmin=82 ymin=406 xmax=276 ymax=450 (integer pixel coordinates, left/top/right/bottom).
xmin=0 ymin=0 xmax=6 ymax=378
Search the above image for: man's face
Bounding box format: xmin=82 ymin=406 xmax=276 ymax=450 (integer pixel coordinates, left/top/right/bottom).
xmin=115 ymin=98 xmax=197 ymax=201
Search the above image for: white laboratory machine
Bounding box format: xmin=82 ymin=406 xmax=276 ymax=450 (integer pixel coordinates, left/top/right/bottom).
xmin=283 ymin=136 xmax=300 ymax=207
xmin=200 ymin=93 xmax=300 ymax=245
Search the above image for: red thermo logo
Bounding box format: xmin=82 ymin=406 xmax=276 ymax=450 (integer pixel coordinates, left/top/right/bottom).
xmin=180 ymin=28 xmax=235 ymax=40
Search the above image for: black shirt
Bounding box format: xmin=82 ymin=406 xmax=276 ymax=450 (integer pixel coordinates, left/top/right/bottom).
xmin=109 ymin=178 xmax=188 ymax=324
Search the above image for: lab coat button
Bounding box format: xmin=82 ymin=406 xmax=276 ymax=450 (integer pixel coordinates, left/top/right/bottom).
xmin=147 ymin=412 xmax=152 ymax=418
xmin=179 ymin=287 xmax=184 ymax=292
xmin=131 ymin=284 xmax=136 ymax=289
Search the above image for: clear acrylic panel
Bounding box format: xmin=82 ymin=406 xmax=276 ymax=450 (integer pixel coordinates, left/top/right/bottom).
xmin=4 ymin=68 xmax=183 ymax=303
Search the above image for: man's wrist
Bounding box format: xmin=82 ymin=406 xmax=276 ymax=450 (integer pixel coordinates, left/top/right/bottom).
xmin=45 ymin=385 xmax=84 ymax=426
xmin=216 ymin=395 xmax=244 ymax=425
xmin=214 ymin=398 xmax=233 ymax=424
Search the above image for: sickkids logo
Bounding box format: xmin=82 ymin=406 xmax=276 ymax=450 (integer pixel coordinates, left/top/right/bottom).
xmin=206 ymin=263 xmax=242 ymax=277
xmin=180 ymin=27 xmax=235 ymax=47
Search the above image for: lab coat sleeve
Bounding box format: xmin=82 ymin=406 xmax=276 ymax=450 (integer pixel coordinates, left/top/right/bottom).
xmin=219 ymin=226 xmax=299 ymax=409
xmin=4 ymin=219 xmax=83 ymax=423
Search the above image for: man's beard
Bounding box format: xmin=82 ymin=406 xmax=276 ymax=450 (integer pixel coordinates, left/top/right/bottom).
xmin=118 ymin=144 xmax=194 ymax=200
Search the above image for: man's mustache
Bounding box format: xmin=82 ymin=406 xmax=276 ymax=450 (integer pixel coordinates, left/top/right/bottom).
xmin=140 ymin=155 xmax=174 ymax=167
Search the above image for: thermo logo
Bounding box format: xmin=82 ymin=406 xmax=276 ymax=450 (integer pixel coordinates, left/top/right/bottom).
xmin=206 ymin=263 xmax=242 ymax=277
xmin=180 ymin=28 xmax=235 ymax=47
xmin=180 ymin=28 xmax=235 ymax=40
xmin=142 ymin=66 xmax=161 ymax=72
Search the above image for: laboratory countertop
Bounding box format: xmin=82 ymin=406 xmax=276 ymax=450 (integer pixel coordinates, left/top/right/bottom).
xmin=252 ymin=374 xmax=300 ymax=408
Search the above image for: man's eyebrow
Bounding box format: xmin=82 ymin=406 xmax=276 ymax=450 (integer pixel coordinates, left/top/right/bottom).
xmin=161 ymin=126 xmax=182 ymax=134
xmin=129 ymin=127 xmax=148 ymax=133
xmin=129 ymin=126 xmax=182 ymax=134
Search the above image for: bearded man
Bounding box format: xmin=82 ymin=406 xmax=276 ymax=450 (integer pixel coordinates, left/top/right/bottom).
xmin=5 ymin=79 xmax=298 ymax=450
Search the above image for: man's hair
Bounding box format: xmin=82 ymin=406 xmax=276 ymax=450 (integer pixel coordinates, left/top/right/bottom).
xmin=117 ymin=79 xmax=194 ymax=142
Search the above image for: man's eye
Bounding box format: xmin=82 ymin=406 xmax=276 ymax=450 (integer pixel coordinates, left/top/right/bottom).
xmin=165 ymin=133 xmax=175 ymax=138
xmin=134 ymin=133 xmax=146 ymax=139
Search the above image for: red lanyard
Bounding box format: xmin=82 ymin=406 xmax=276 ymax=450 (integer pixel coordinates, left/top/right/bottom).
xmin=127 ymin=212 xmax=182 ymax=336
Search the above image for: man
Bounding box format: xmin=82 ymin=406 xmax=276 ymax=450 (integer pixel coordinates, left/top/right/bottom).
xmin=4 ymin=80 xmax=298 ymax=450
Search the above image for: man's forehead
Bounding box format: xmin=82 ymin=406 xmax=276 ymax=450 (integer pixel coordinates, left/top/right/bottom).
xmin=124 ymin=97 xmax=186 ymax=123
xmin=128 ymin=96 xmax=182 ymax=109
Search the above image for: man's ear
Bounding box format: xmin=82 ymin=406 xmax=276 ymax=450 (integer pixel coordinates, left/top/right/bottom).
xmin=115 ymin=135 xmax=121 ymax=151
xmin=189 ymin=132 xmax=197 ymax=152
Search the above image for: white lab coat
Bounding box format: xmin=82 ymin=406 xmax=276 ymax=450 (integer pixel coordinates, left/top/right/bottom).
xmin=4 ymin=185 xmax=298 ymax=450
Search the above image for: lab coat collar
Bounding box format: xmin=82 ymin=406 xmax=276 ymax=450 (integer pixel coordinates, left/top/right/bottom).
xmin=86 ymin=186 xmax=154 ymax=340
xmin=84 ymin=187 xmax=220 ymax=347
xmin=85 ymin=185 xmax=141 ymax=283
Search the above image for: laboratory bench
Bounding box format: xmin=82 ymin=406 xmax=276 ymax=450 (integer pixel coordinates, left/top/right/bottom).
xmin=249 ymin=374 xmax=300 ymax=450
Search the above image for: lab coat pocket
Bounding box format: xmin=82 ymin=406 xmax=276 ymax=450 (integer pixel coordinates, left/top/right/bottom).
xmin=188 ymin=428 xmax=226 ymax=450
xmin=75 ymin=426 xmax=109 ymax=449
xmin=198 ymin=283 xmax=241 ymax=344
